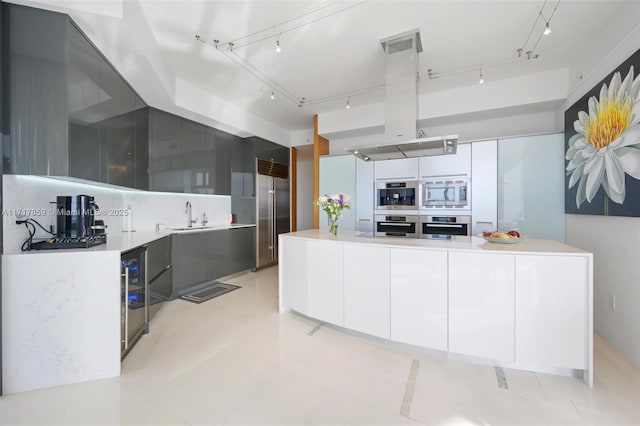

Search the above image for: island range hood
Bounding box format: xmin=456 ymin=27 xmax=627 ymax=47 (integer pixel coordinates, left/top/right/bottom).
xmin=346 ymin=29 xmax=458 ymax=161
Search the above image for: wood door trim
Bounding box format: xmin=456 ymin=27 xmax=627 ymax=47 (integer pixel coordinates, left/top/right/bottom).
xmin=291 ymin=147 xmax=297 ymax=232
xmin=313 ymin=115 xmax=329 ymax=229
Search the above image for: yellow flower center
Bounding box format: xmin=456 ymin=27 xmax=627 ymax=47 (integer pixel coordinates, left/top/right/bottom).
xmin=585 ymin=96 xmax=632 ymax=149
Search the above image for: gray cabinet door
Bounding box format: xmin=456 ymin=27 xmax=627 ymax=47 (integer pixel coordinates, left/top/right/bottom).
xmin=229 ymin=227 xmax=256 ymax=273
xmin=147 ymin=235 xmax=171 ymax=280
xmin=171 ymin=232 xmax=207 ymax=297
xmin=6 ymin=4 xmax=68 ymax=175
xmin=150 ymin=109 xmax=182 ymax=192
xmin=181 ymin=120 xmax=208 ymax=193
xmin=205 ymin=229 xmax=232 ymax=281
xmin=208 ymin=128 xmax=232 ymax=195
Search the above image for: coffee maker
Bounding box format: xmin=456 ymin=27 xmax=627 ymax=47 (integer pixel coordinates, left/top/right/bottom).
xmin=56 ymin=195 xmax=99 ymax=238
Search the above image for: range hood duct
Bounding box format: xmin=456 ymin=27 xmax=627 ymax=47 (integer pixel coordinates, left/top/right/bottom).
xmin=346 ymin=29 xmax=457 ymax=161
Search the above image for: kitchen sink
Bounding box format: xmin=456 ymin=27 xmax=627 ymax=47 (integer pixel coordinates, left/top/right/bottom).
xmin=169 ymin=226 xmax=216 ymax=231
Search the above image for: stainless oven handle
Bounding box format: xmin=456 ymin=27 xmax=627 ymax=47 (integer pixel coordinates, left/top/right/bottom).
xmin=376 ymin=177 xmax=416 ymax=181
xmin=380 ymin=222 xmax=413 ymax=226
xmin=425 ymin=224 xmax=464 ymax=228
xmin=123 ymin=266 xmax=129 ymax=350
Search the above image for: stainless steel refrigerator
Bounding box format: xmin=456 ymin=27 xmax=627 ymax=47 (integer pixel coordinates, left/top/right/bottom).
xmin=256 ymin=159 xmax=290 ymax=269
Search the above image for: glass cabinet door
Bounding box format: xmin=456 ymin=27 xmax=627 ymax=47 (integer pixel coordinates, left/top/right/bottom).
xmin=497 ymin=133 xmax=565 ymax=241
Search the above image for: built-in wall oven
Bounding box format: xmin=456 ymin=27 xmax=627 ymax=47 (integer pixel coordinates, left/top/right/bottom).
xmin=376 ymin=181 xmax=418 ymax=210
xmin=375 ymin=214 xmax=419 ymax=238
xmin=420 ymin=177 xmax=469 ymax=209
xmin=420 ymin=215 xmax=471 ymax=239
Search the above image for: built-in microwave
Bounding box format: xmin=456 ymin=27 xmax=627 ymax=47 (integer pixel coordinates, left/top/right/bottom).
xmin=376 ymin=181 xmax=418 ymax=210
xmin=420 ymin=178 xmax=469 ymax=209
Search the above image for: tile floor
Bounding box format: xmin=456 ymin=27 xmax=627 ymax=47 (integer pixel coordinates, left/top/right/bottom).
xmin=1 ymin=266 xmax=638 ymax=425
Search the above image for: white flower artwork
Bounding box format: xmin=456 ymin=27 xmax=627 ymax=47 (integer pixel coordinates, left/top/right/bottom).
xmin=566 ymin=65 xmax=640 ymax=209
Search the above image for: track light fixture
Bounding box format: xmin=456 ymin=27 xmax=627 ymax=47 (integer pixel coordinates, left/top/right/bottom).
xmin=275 ymin=38 xmax=282 ymax=53
xmin=270 ymin=91 xmax=275 ymax=100
xmin=479 ymin=68 xmax=484 ymax=84
xmin=346 ymin=97 xmax=351 ymax=109
xmin=540 ymin=10 xmax=552 ymax=36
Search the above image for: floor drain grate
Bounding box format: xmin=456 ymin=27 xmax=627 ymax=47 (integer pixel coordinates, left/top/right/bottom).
xmin=180 ymin=282 xmax=241 ymax=304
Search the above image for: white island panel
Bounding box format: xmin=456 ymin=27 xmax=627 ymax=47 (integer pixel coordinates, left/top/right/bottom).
xmin=344 ymin=244 xmax=390 ymax=339
xmin=279 ymin=237 xmax=308 ymax=314
xmin=515 ymin=255 xmax=588 ymax=369
xmin=278 ymin=230 xmax=593 ymax=386
xmin=307 ymin=241 xmax=344 ymax=326
xmin=390 ymin=248 xmax=448 ymax=350
xmin=2 ymin=251 xmax=121 ymax=394
xmin=449 ymin=251 xmax=515 ymax=362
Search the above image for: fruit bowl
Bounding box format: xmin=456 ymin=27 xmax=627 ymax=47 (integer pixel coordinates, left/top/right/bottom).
xmin=482 ymin=235 xmax=521 ymax=244
xmin=481 ymin=230 xmax=521 ymax=244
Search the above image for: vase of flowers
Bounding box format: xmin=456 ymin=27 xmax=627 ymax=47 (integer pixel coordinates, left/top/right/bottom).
xmin=316 ymin=193 xmax=351 ymax=236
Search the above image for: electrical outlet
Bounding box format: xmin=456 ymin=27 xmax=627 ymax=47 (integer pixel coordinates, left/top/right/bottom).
xmin=609 ymin=294 xmax=616 ymax=311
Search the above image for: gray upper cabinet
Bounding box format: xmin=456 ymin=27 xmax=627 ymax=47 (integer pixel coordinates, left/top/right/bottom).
xmin=207 ymin=128 xmax=232 ymax=196
xmin=2 ymin=3 xmax=148 ymax=187
xmin=150 ymin=109 xmax=182 ymax=192
xmin=181 ymin=119 xmax=207 ymax=194
xmin=67 ymin=22 xmax=148 ymax=189
xmin=4 ymin=4 xmax=69 ymax=175
xmin=149 ymin=108 xmax=233 ymax=195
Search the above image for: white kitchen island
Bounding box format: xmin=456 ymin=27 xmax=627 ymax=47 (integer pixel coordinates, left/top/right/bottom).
xmin=278 ymin=230 xmax=594 ymax=387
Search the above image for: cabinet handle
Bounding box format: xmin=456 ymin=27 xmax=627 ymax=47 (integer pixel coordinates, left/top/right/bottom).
xmin=421 ymin=173 xmax=468 ymax=179
xmin=123 ymin=266 xmax=129 ymax=350
xmin=380 ymin=222 xmax=412 ymax=226
xmin=358 ymin=219 xmax=371 ymax=222
xmin=376 ymin=176 xmax=415 ymax=181
xmin=425 ymin=223 xmax=463 ymax=228
xmin=475 ymin=221 xmax=493 ymax=225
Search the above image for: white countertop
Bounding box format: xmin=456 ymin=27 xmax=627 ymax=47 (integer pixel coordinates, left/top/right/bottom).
xmin=7 ymin=224 xmax=256 ymax=256
xmin=281 ymin=229 xmax=590 ymax=256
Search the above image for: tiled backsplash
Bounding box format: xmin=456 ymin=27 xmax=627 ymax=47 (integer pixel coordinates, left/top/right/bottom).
xmin=2 ymin=175 xmax=232 ymax=254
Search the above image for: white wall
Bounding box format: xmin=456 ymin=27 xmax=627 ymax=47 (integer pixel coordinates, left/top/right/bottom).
xmin=295 ymin=145 xmax=314 ymax=231
xmin=563 ymin=2 xmax=640 ymax=370
xmin=291 ymin=129 xmax=314 ymax=147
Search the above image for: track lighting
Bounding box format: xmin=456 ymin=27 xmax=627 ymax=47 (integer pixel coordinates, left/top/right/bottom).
xmin=479 ymin=68 xmax=484 ymax=84
xmin=543 ymin=22 xmax=551 ymax=35
xmin=270 ymin=91 xmax=275 ymax=100
xmin=346 ymin=97 xmax=351 ymax=109
xmin=275 ymin=39 xmax=281 ymax=53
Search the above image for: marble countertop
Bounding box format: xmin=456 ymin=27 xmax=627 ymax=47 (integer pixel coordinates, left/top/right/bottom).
xmin=281 ymin=229 xmax=590 ymax=256
xmin=8 ymin=224 xmax=256 ymax=256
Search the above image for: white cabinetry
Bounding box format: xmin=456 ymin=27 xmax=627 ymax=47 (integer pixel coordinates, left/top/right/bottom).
xmin=279 ymin=237 xmax=308 ymax=314
xmin=343 ymin=244 xmax=390 ymax=339
xmin=449 ymin=252 xmax=515 ymax=362
xmin=515 ymin=255 xmax=587 ymax=369
xmin=307 ymin=241 xmax=344 ymax=326
xmin=374 ymin=158 xmax=419 ymax=181
xmin=279 ymin=238 xmax=344 ymax=326
xmin=356 ymin=158 xmax=374 ymax=232
xmin=390 ymin=248 xmax=447 ymax=350
xmin=419 ymin=143 xmax=471 ymax=178
xmin=471 ymin=140 xmax=497 ymax=235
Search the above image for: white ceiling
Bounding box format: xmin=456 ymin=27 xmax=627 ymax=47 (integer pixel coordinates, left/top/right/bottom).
xmin=13 ymin=0 xmax=632 ymax=133
xmin=129 ymin=0 xmax=631 ymax=131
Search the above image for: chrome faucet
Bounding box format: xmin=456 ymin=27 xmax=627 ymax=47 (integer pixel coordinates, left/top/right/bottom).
xmin=185 ymin=201 xmax=196 ymax=228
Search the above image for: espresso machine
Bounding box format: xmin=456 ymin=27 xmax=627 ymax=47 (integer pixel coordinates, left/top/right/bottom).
xmin=56 ymin=194 xmax=99 ymax=238
xmin=31 ymin=195 xmax=107 ymax=250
